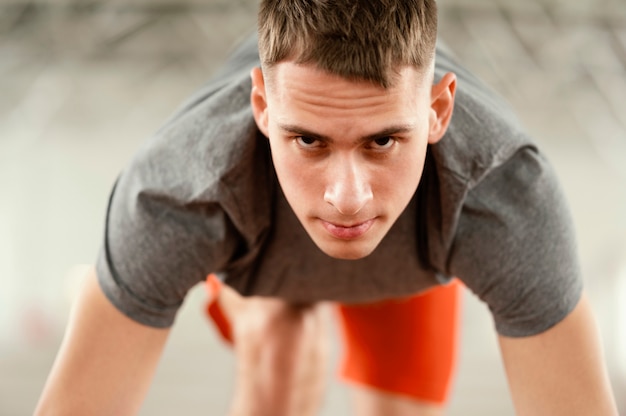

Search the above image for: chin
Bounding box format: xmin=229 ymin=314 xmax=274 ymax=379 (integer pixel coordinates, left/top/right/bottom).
xmin=316 ymin=240 xmax=379 ymax=260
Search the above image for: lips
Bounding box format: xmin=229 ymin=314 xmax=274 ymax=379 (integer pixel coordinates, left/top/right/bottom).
xmin=320 ymin=218 xmax=375 ymax=240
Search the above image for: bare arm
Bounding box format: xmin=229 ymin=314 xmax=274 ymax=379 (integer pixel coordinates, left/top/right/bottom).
xmin=35 ymin=267 xmax=170 ymax=416
xmin=498 ymin=292 xmax=618 ymax=416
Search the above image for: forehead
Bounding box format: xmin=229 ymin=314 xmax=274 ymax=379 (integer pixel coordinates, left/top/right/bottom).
xmin=265 ymin=62 xmax=432 ymax=116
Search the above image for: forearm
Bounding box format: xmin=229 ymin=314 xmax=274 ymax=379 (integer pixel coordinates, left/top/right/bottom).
xmin=498 ymin=293 xmax=618 ymax=416
xmin=35 ymin=267 xmax=170 ymax=416
xmin=218 ymin=285 xmax=329 ymax=416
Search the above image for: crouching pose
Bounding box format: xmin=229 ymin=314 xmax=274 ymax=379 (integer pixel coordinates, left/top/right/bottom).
xmin=36 ymin=1 xmax=618 ymax=415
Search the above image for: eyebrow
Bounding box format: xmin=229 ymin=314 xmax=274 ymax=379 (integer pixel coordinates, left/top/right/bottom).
xmin=277 ymin=123 xmax=415 ymax=144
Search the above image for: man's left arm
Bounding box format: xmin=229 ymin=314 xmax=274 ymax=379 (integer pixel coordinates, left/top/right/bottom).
xmin=498 ymin=291 xmax=618 ymax=415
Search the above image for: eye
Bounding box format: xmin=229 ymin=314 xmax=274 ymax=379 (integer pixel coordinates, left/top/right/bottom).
xmin=295 ymin=136 xmax=321 ymax=148
xmin=371 ymin=136 xmax=395 ymax=149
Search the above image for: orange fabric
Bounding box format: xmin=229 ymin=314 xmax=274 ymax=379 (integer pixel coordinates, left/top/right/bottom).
xmin=205 ymin=274 xmax=233 ymax=344
xmin=204 ymin=274 xmax=462 ymax=404
xmin=336 ymin=280 xmax=462 ymax=404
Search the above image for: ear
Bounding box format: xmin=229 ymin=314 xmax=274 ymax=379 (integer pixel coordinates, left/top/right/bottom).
xmin=250 ymin=67 xmax=270 ymax=138
xmin=428 ymin=72 xmax=457 ymax=144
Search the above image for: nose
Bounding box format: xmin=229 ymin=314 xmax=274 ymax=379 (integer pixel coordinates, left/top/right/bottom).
xmin=323 ymin=155 xmax=373 ymax=216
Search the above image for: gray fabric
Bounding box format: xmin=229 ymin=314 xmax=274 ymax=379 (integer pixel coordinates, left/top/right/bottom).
xmin=96 ymin=35 xmax=582 ymax=336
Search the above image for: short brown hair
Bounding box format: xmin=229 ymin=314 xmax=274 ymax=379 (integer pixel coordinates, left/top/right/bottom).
xmin=258 ymin=0 xmax=438 ymax=88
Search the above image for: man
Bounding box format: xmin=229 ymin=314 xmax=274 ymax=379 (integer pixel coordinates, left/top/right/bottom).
xmin=36 ymin=1 xmax=618 ymax=415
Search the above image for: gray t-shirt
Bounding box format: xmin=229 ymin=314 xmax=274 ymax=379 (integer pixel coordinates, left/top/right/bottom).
xmin=96 ymin=35 xmax=582 ymax=337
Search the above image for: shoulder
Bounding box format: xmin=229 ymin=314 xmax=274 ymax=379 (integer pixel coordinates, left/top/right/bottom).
xmin=119 ymin=48 xmax=272 ymax=235
xmin=425 ymin=46 xmax=540 ymax=270
xmin=434 ymin=45 xmax=534 ymax=187
xmin=108 ymin=38 xmax=274 ymax=281
xmin=425 ymin=50 xmax=582 ymax=337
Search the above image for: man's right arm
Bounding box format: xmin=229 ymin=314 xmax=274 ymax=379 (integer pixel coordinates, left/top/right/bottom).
xmin=35 ymin=267 xmax=170 ymax=416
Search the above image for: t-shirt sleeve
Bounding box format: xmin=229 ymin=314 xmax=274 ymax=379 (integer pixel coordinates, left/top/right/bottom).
xmin=93 ymin=38 xmax=267 ymax=328
xmin=95 ymin=165 xmax=241 ymax=329
xmin=447 ymin=147 xmax=583 ymax=337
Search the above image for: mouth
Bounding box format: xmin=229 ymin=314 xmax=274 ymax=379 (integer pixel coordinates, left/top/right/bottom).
xmin=320 ymin=218 xmax=375 ymax=240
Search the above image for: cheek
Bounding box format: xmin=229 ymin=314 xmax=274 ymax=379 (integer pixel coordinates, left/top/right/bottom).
xmin=269 ymin=141 xmax=317 ymax=206
xmin=378 ymin=147 xmax=426 ymax=204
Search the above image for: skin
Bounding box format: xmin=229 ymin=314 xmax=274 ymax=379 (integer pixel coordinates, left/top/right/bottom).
xmin=34 ymin=267 xmax=170 ymax=416
xmin=499 ymin=293 xmax=618 ymax=416
xmin=218 ymin=284 xmax=331 ymax=416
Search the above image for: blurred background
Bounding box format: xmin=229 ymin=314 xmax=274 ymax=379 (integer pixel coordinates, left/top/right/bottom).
xmin=1 ymin=0 xmax=625 ymax=414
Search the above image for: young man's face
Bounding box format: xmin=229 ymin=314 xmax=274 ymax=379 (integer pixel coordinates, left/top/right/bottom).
xmin=251 ymin=62 xmax=455 ymax=260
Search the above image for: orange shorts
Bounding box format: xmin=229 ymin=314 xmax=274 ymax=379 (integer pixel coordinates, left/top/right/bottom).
xmin=205 ymin=275 xmax=462 ymax=405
